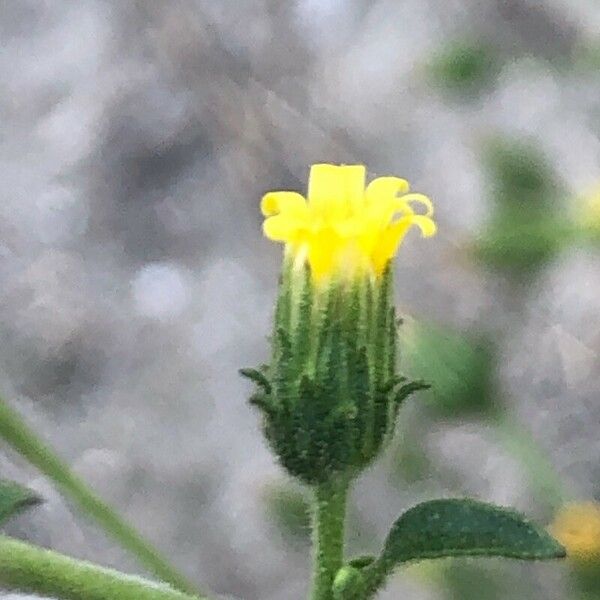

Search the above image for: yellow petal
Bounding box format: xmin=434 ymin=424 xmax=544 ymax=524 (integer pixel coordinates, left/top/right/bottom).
xmin=261 ymin=191 xmax=307 ymax=217
xmin=308 ymin=164 xmax=366 ymax=215
xmin=365 ymin=178 xmax=413 ymax=228
xmin=365 ymin=177 xmax=410 ymax=204
xmin=371 ymin=219 xmax=413 ymax=273
xmin=371 ymin=214 xmax=436 ymax=273
xmin=400 ymin=193 xmax=434 ymax=217
xmin=263 ymin=215 xmax=302 ymax=242
xmin=408 ymin=215 xmax=437 ymax=237
xmin=339 ymin=165 xmax=367 ymax=208
xmin=307 ymin=227 xmax=340 ymax=281
xmin=333 ymin=215 xmax=362 ymax=237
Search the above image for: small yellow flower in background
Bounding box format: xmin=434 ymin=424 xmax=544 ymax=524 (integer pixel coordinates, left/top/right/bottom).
xmin=578 ymin=184 xmax=600 ymax=234
xmin=261 ymin=164 xmax=436 ymax=283
xmin=550 ymin=502 xmax=600 ymax=562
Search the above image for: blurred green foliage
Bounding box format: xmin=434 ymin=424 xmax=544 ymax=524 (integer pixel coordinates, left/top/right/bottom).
xmin=573 ymin=41 xmax=600 ymax=73
xmin=482 ymin=138 xmax=562 ymax=210
xmin=393 ymin=419 xmax=435 ymax=485
xmin=263 ymin=482 xmax=311 ymax=546
xmin=472 ymin=137 xmax=573 ymax=274
xmin=427 ymin=39 xmax=498 ymax=97
xmin=442 ymin=562 xmax=508 ymax=600
xmin=572 ymin=564 xmax=600 ymax=599
xmin=474 ymin=213 xmax=573 ymax=273
xmin=402 ymin=320 xmax=497 ymax=418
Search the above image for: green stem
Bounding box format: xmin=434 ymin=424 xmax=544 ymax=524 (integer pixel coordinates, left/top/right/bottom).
xmin=0 ymin=398 xmax=199 ymax=595
xmin=0 ymin=535 xmax=206 ymax=600
xmin=310 ymin=478 xmax=349 ymax=600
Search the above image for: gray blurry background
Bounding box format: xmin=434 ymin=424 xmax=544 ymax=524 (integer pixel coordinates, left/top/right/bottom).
xmin=1 ymin=1 xmax=599 ymax=599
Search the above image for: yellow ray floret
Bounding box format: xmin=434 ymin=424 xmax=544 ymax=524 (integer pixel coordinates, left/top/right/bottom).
xmin=261 ymin=164 xmax=436 ymax=282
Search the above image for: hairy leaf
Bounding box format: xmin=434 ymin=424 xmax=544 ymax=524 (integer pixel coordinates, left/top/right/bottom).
xmin=381 ymin=498 xmax=565 ymax=566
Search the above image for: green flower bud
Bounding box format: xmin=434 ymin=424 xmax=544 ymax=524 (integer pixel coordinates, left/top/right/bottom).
xmin=332 ymin=565 xmax=367 ymax=600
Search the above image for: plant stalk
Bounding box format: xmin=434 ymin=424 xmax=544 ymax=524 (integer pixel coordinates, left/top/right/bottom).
xmin=0 ymin=398 xmax=198 ymax=595
xmin=310 ymin=478 xmax=349 ymax=600
xmin=0 ymin=535 xmax=206 ymax=600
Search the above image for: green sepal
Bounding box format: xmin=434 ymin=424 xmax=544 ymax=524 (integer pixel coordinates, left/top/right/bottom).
xmin=378 ymin=375 xmax=407 ymax=395
xmin=0 ymin=480 xmax=42 ymax=527
xmin=394 ymin=380 xmax=431 ymax=407
xmin=248 ymin=393 xmax=276 ymax=418
xmin=293 ymin=374 xmax=326 ymax=480
xmin=238 ymin=368 xmax=272 ymax=393
xmin=372 ymin=268 xmax=392 ymax=389
xmin=290 ymin=265 xmax=313 ymax=373
xmin=386 ymin=307 xmax=397 ymax=383
xmin=350 ymin=345 xmax=372 ymax=462
xmin=272 ymin=327 xmax=294 ymax=406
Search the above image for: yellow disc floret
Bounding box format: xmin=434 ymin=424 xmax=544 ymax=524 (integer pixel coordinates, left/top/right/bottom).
xmin=261 ymin=164 xmax=436 ymax=282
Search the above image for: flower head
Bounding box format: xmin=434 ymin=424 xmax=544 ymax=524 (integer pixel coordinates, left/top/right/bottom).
xmin=242 ymin=164 xmax=434 ymax=485
xmin=550 ymin=502 xmax=600 ymax=562
xmin=261 ymin=164 xmax=436 ymax=283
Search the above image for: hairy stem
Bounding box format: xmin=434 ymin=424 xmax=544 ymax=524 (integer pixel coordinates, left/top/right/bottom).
xmin=310 ymin=478 xmax=349 ymax=600
xmin=0 ymin=398 xmax=198 ymax=595
xmin=0 ymin=535 xmax=206 ymax=600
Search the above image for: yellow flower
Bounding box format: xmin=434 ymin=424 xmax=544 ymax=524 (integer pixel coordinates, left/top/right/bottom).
xmin=549 ymin=502 xmax=600 ymax=562
xmin=261 ymin=164 xmax=436 ymax=282
xmin=579 ymin=184 xmax=600 ymax=232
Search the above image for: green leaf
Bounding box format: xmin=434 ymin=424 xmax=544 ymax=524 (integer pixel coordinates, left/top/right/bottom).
xmin=361 ymin=499 xmax=565 ymax=598
xmin=0 ymin=480 xmax=42 ymax=526
xmin=381 ymin=498 xmax=565 ymax=566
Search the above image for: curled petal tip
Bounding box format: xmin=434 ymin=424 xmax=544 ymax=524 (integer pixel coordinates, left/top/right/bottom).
xmin=401 ymin=193 xmax=435 ymax=217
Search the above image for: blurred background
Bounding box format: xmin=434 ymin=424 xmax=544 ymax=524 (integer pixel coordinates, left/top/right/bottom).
xmin=1 ymin=1 xmax=600 ymax=599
